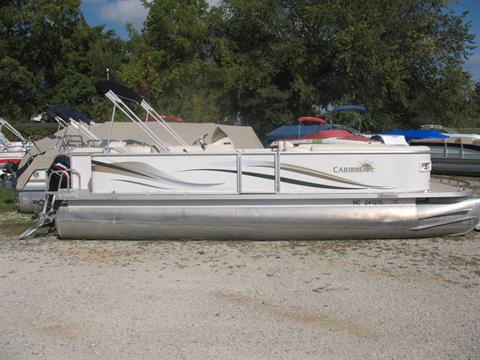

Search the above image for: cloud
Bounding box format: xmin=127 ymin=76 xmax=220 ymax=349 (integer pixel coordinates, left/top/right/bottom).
xmin=94 ymin=0 xmax=148 ymax=31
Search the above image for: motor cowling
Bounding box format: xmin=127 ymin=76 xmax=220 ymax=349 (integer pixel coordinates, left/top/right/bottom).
xmin=47 ymin=155 xmax=71 ymax=191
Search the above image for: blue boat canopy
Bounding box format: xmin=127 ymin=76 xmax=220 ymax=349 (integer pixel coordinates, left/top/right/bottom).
xmin=332 ymin=105 xmax=367 ymax=113
xmin=381 ymin=129 xmax=448 ymax=142
xmin=46 ymin=106 xmax=93 ymax=125
xmin=265 ymin=124 xmax=331 ymax=141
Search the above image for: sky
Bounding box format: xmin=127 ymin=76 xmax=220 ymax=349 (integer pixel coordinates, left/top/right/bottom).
xmin=81 ymin=0 xmax=480 ymax=81
xmin=452 ymin=0 xmax=480 ymax=81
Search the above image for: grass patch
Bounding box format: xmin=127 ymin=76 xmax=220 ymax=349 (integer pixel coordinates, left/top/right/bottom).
xmin=0 ymin=187 xmax=17 ymax=213
xmin=0 ymin=219 xmax=36 ymax=237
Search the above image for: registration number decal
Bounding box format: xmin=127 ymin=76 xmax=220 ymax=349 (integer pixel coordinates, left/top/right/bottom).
xmin=353 ymin=199 xmax=384 ymax=205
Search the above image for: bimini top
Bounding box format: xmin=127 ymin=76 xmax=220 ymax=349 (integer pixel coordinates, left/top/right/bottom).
xmin=382 ymin=129 xmax=448 ymax=142
xmin=95 ymin=80 xmax=142 ymax=104
xmin=46 ymin=106 xmax=94 ymax=125
xmin=331 ymin=105 xmax=367 ymax=113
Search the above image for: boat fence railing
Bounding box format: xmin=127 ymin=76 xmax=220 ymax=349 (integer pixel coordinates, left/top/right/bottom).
xmin=59 ymin=134 xmax=86 ymax=151
xmin=46 ymin=168 xmax=81 ymax=194
xmin=438 ymin=138 xmax=480 ymax=160
xmin=87 ymin=139 xmax=103 ymax=147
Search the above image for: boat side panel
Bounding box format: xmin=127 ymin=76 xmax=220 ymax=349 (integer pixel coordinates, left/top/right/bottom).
xmin=76 ymin=151 xmax=431 ymax=195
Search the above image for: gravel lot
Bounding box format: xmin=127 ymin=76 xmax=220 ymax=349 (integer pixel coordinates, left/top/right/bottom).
xmin=1 ymin=178 xmax=480 ymax=359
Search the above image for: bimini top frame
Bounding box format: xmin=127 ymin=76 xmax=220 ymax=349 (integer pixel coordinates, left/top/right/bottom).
xmin=0 ymin=117 xmax=27 ymax=147
xmin=96 ymin=80 xmax=188 ymax=152
xmin=44 ymin=107 xmax=99 ymax=151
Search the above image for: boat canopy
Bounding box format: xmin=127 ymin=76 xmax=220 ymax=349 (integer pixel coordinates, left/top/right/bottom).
xmin=382 ymin=129 xmax=448 ymax=142
xmin=95 ymin=80 xmax=142 ymax=104
xmin=332 ymin=105 xmax=367 ymax=113
xmin=46 ymin=106 xmax=94 ymax=125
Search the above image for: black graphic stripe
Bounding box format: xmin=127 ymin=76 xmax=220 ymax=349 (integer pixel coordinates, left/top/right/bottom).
xmin=255 ymin=163 xmax=385 ymax=189
xmin=190 ymin=169 xmax=358 ymax=190
xmin=92 ymin=160 xmax=157 ymax=180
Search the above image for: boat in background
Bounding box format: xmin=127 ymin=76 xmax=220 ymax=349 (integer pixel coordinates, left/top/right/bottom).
xmin=266 ymin=105 xmax=408 ymax=146
xmin=383 ymin=127 xmax=480 ymax=176
xmin=0 ymin=118 xmax=29 ymax=168
xmin=421 ymin=124 xmax=480 ymax=140
xmin=0 ymin=118 xmax=31 ymax=187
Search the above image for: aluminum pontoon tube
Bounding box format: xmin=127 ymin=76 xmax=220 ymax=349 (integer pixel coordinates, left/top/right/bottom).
xmin=17 ymin=190 xmax=45 ymax=213
xmin=55 ymin=193 xmax=480 ymax=240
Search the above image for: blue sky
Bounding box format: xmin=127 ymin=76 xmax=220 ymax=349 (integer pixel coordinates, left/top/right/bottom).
xmin=81 ymin=0 xmax=480 ymax=80
xmin=452 ymin=0 xmax=480 ymax=80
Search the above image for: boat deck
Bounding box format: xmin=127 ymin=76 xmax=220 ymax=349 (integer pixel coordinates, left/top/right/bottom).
xmin=55 ymin=177 xmax=471 ymax=202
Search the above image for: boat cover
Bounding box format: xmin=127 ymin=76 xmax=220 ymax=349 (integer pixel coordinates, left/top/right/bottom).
xmin=382 ymin=129 xmax=448 ymax=142
xmin=301 ymin=129 xmax=371 ymax=141
xmin=265 ymin=124 xmax=331 ymax=141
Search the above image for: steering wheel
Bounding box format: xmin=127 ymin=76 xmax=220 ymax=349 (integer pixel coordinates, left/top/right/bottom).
xmin=192 ymin=133 xmax=208 ymax=150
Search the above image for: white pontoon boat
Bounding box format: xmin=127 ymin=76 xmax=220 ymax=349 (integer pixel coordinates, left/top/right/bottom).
xmin=19 ymin=81 xmax=480 ymax=240
xmin=409 ymin=125 xmax=480 ymax=176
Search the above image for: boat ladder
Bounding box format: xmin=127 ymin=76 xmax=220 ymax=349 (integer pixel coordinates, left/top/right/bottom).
xmin=17 ymin=169 xmax=75 ymax=240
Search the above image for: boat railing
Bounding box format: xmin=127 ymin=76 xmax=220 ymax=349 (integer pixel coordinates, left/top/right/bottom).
xmin=59 ymin=134 xmax=87 ymax=151
xmin=438 ymin=138 xmax=480 ymax=160
xmin=87 ymin=139 xmax=104 ymax=147
xmin=46 ymin=168 xmax=81 ymax=193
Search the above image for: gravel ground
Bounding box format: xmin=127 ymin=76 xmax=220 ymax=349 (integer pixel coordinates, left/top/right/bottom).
xmin=1 ymin=178 xmax=480 ymax=359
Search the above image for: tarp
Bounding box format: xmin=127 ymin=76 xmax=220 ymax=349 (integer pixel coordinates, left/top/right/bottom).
xmin=300 ymin=129 xmax=371 ymax=142
xmin=381 ymin=129 xmax=448 ymax=142
xmin=265 ymin=124 xmax=331 ymax=141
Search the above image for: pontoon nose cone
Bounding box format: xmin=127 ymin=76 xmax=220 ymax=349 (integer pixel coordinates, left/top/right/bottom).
xmin=475 ymin=222 xmax=480 ymax=232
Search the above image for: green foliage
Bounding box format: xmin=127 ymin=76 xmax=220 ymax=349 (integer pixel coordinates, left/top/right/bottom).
xmin=0 ymin=187 xmax=17 ymax=213
xmin=0 ymin=0 xmax=479 ymax=134
xmin=0 ymin=0 xmax=126 ymax=122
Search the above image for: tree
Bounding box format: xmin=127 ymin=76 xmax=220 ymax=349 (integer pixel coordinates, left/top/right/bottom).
xmin=213 ymin=0 xmax=476 ymax=131
xmin=121 ymin=0 xmax=230 ymax=123
xmin=0 ymin=0 xmax=127 ymax=122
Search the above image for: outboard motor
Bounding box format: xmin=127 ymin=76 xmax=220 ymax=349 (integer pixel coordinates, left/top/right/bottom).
xmin=0 ymin=162 xmax=18 ymax=189
xmin=47 ymin=155 xmax=71 ymax=191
